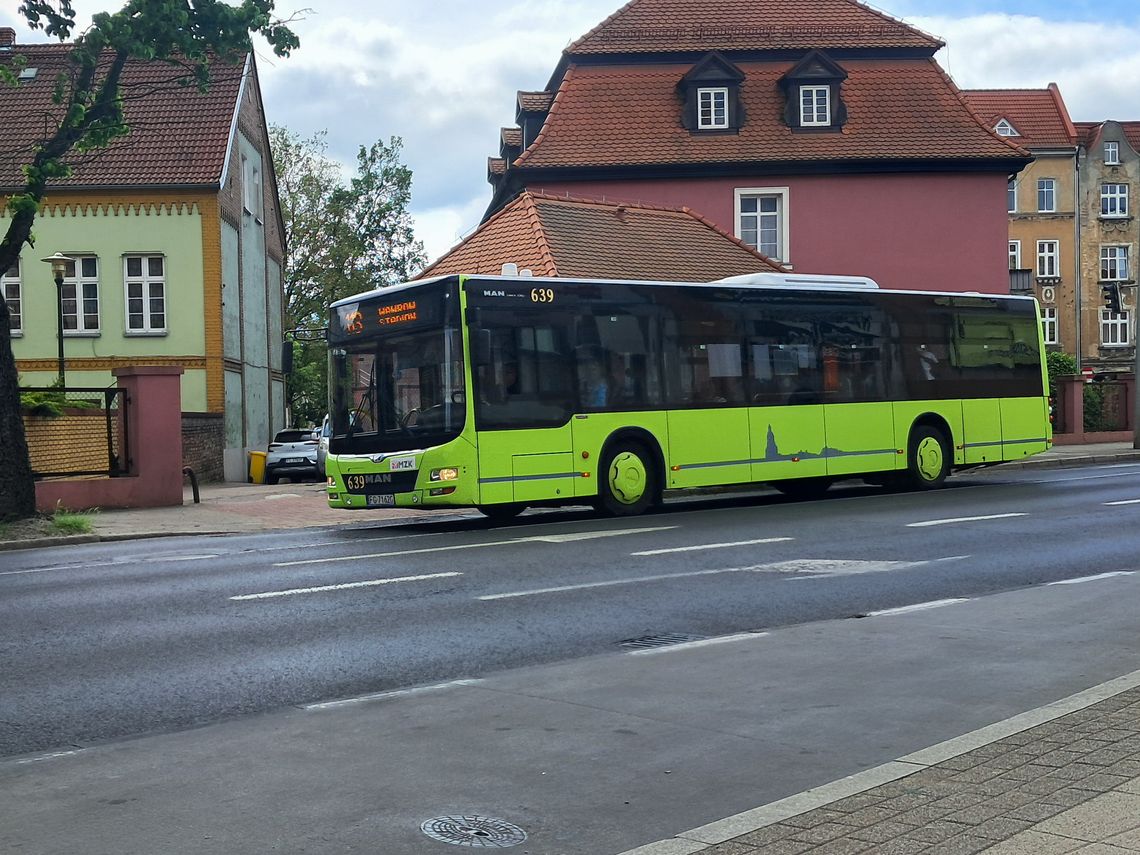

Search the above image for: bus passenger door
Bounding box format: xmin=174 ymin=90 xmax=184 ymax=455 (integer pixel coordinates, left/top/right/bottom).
xmin=961 ymin=400 xmax=1002 ymax=464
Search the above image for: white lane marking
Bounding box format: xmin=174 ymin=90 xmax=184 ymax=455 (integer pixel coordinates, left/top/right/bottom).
xmin=907 ymin=513 xmax=1027 ymax=528
xmin=480 ymin=556 xmax=969 ymax=600
xmin=274 ymin=526 xmax=676 ymax=567
xmin=166 ymin=554 xmax=220 ymax=562
xmin=628 ymin=632 xmax=769 ymax=656
xmin=632 ymin=537 xmax=793 ymax=556
xmin=1105 ymin=499 xmax=1140 ymax=506
xmin=1029 ymin=469 xmax=1140 ymax=484
xmin=230 ymin=571 xmax=461 ymax=601
xmin=303 ymin=679 xmax=482 ymax=710
xmin=14 ymin=750 xmax=83 ymax=765
xmin=867 ymin=598 xmax=970 ymax=617
xmin=480 ymin=566 xmax=755 ymax=600
xmin=1047 ymin=571 xmax=1135 ymax=586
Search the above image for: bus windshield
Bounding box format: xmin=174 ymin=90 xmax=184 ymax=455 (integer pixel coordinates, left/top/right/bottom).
xmin=329 ymin=312 xmax=465 ymax=456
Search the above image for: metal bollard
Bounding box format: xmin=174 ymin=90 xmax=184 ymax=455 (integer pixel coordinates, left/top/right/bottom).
xmin=182 ymin=466 xmax=200 ymax=504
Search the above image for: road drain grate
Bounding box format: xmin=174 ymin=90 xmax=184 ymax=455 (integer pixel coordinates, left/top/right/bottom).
xmin=619 ymin=632 xmax=706 ymax=650
xmin=420 ymin=815 xmax=528 ymax=847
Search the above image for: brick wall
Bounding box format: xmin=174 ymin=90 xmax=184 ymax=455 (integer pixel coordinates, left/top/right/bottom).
xmin=182 ymin=412 xmax=225 ymax=482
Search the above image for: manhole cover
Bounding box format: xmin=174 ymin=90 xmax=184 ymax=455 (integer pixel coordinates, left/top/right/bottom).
xmin=420 ymin=815 xmax=528 ymax=848
xmin=619 ymin=632 xmax=706 ymax=650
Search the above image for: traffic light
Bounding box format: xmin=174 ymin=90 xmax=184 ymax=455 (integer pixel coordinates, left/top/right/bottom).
xmin=1102 ymin=283 xmax=1123 ymax=314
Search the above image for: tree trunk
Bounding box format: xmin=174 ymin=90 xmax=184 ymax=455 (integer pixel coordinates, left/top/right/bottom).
xmin=0 ymin=301 xmax=36 ymax=521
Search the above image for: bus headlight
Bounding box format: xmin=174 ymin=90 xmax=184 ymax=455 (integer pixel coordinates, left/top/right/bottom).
xmin=430 ymin=467 xmax=459 ymax=482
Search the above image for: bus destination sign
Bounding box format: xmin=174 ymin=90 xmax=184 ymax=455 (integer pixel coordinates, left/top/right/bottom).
xmin=331 ymin=290 xmax=443 ymax=342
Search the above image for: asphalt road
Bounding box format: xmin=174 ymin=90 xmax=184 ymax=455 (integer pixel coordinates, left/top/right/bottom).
xmin=2 ymin=463 xmax=1140 ymax=759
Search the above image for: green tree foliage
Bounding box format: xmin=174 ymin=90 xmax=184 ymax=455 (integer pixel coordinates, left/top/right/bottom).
xmin=270 ymin=125 xmax=425 ymax=426
xmin=0 ymin=1 xmax=298 ymax=521
xmin=1045 ymin=350 xmax=1078 ymax=400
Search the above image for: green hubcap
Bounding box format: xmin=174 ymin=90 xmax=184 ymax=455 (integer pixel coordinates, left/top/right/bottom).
xmin=609 ymin=451 xmax=647 ymax=505
xmin=915 ymin=437 xmax=944 ymax=482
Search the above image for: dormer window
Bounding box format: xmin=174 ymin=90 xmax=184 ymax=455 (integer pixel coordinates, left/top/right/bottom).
xmin=679 ymin=52 xmax=745 ymax=134
xmin=697 ymin=87 xmax=729 ymax=130
xmin=994 ymin=119 xmax=1020 ymax=137
xmin=779 ymin=50 xmax=847 ymax=132
xmin=800 ymin=86 xmax=830 ymax=126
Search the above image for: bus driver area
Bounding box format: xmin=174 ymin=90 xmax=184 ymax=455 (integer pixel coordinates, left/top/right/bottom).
xmin=323 ymin=272 xmax=1051 ymax=519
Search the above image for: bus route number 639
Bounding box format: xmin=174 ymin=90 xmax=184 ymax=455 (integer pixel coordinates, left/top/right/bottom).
xmin=530 ymin=288 xmax=554 ymax=304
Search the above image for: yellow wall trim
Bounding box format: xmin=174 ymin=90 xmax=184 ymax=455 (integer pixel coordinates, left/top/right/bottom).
xmin=18 ymin=356 xmax=207 ymax=372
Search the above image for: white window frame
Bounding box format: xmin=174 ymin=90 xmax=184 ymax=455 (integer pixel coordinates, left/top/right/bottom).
xmin=799 ymin=85 xmax=831 ymax=126
xmin=1100 ymin=183 xmax=1129 ymax=218
xmin=124 ymin=254 xmax=167 ymax=335
xmin=1007 ymin=178 xmax=1017 ymax=213
xmin=242 ymin=154 xmax=263 ymax=221
xmin=1041 ymin=306 xmax=1058 ymax=346
xmin=61 ymin=254 xmax=100 ymax=335
xmin=2 ymin=259 xmax=20 ymax=336
xmin=735 ymin=187 xmax=790 ymax=262
xmin=1036 ymin=240 xmax=1059 ymax=278
xmin=1037 ymin=178 xmax=1056 ymax=213
xmin=994 ymin=119 xmax=1019 ymax=137
xmin=696 ymin=87 xmax=729 ymax=130
xmin=1008 ymin=240 xmax=1021 ymax=270
xmin=1100 ymin=309 xmax=1130 ymax=347
xmin=1105 ymin=141 xmax=1120 ymax=165
xmin=1100 ymin=245 xmax=1130 ymax=281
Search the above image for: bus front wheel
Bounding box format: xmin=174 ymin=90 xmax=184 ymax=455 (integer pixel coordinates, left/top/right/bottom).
xmin=906 ymin=426 xmax=950 ymax=490
xmin=597 ymin=441 xmax=657 ymax=516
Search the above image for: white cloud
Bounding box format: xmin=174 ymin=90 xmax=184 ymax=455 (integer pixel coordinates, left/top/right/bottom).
xmin=914 ymin=14 xmax=1140 ymax=120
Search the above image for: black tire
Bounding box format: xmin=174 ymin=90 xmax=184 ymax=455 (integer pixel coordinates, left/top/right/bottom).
xmin=265 ymin=472 xmax=278 ymax=485
xmin=906 ymin=425 xmax=950 ymax=490
xmin=772 ymin=477 xmax=833 ymax=500
xmin=477 ymin=503 xmax=526 ymax=523
xmin=596 ymin=440 xmax=657 ymax=516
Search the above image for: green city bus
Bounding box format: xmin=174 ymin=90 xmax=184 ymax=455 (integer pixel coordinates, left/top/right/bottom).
xmin=325 ymin=272 xmax=1051 ymax=519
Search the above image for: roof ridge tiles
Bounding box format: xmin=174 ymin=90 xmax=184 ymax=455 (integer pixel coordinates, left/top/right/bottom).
xmin=514 ymin=65 xmax=575 ymax=169
xmin=518 ymin=191 xmax=560 ymax=275
xmin=679 ymin=203 xmax=782 ymax=267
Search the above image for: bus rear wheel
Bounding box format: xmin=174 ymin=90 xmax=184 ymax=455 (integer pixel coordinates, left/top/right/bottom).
xmin=477 ymin=503 xmax=526 ymax=523
xmin=597 ymin=441 xmax=657 ymax=516
xmin=906 ymin=426 xmax=950 ymax=490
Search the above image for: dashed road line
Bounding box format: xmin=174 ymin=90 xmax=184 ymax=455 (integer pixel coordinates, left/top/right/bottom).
xmin=906 ymin=513 xmax=1027 ymax=528
xmin=631 ymin=537 xmax=793 ymax=556
xmin=865 ymin=598 xmax=970 ymax=617
xmin=1047 ymin=571 xmax=1135 ymax=586
xmin=230 ymin=571 xmax=461 ymax=601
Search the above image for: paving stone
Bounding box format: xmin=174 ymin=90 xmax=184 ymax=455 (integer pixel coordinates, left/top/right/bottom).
xmin=877 ymin=792 xmax=943 ymax=811
xmin=1005 ymin=801 xmax=1070 ymax=823
xmin=847 ymin=820 xmax=920 ymax=844
xmin=1064 ymin=844 xmax=1136 ymax=854
xmin=788 ymin=822 xmax=859 ymax=845
xmin=905 ymin=819 xmax=975 ymax=844
xmin=921 ymin=835 xmax=994 ymax=855
xmin=1038 ymin=750 xmax=1090 ymax=768
xmin=780 ymin=809 xmax=851 ymax=829
xmin=1036 ymin=792 xmax=1140 ymax=841
xmin=1001 ymin=764 xmax=1061 ymax=783
xmin=839 ymin=805 xmax=901 ymax=826
xmin=975 ymin=829 xmax=1084 ymax=855
xmin=1049 ymin=763 xmax=1109 ymax=781
xmin=802 ymin=838 xmax=874 ymax=855
xmin=825 ymin=793 xmax=888 ymax=813
xmin=727 ymin=839 xmax=812 ymax=855
xmin=953 ymin=767 xmax=1008 ymax=784
xmin=1118 ymin=779 xmax=1140 ymax=796
xmin=1070 ymin=772 xmax=1134 ymax=792
xmin=702 ymin=842 xmax=760 ymax=855
xmin=1104 ymin=826 xmax=1140 ymax=850
xmin=859 ymin=839 xmax=931 ymax=855
xmin=933 ymin=792 xmax=991 ymax=811
xmin=733 ymin=824 xmax=798 ymax=847
xmin=945 ymin=802 xmax=1012 ymax=826
xmin=892 ymin=804 xmax=957 ymax=825
xmin=970 ymin=817 xmax=1036 ymax=841
xmin=1107 ymin=760 xmax=1140 ymax=778
xmin=1040 ymin=787 xmax=1102 ymax=809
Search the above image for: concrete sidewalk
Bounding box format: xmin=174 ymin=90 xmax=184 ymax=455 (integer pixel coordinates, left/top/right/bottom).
xmin=621 ymin=674 xmax=1140 ymax=855
xmin=2 ymin=440 xmax=1139 ymax=551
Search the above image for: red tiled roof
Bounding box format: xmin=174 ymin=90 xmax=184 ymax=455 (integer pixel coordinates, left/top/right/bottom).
xmin=1083 ymin=121 xmax=1140 ymax=153
xmin=420 ymin=191 xmax=782 ymax=280
xmin=488 ymin=157 xmax=507 ymax=176
xmin=960 ymin=86 xmax=1076 ymax=148
xmin=518 ymin=91 xmax=554 ymax=112
xmin=568 ymin=0 xmax=943 ymax=54
xmin=0 ymin=43 xmax=246 ymax=189
xmin=514 ymin=59 xmax=1027 ymax=170
xmin=501 ymin=127 xmax=523 ymax=148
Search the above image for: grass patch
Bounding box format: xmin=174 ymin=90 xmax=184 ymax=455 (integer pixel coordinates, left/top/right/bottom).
xmin=51 ymin=511 xmax=96 ymax=535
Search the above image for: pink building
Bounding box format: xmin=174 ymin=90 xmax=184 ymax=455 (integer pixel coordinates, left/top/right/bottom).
xmin=483 ymin=0 xmax=1031 ymax=294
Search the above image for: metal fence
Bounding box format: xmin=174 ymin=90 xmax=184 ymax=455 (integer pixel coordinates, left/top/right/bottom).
xmin=20 ymin=386 xmax=130 ymax=479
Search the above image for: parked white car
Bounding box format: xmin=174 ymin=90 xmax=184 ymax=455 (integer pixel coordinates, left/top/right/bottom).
xmin=316 ymin=414 xmax=331 ymax=477
xmin=264 ymin=429 xmax=319 ymax=484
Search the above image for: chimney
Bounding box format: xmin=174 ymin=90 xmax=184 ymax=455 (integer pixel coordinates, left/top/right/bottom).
xmin=0 ymin=28 xmax=15 ymax=48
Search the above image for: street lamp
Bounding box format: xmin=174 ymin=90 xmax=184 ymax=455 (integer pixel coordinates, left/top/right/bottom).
xmin=41 ymin=252 xmax=73 ymax=385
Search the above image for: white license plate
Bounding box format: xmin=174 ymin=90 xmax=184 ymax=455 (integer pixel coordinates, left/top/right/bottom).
xmin=286 ymin=457 xmax=304 ymax=464
xmin=366 ymin=494 xmax=396 ymax=507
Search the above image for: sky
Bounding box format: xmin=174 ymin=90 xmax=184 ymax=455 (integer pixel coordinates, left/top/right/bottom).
xmin=3 ymin=0 xmax=1140 ymax=263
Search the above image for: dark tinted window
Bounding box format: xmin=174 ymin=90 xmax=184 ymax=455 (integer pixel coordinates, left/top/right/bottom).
xmin=274 ymin=430 xmax=313 ymax=444
xmin=654 ymin=289 xmax=747 ymax=407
